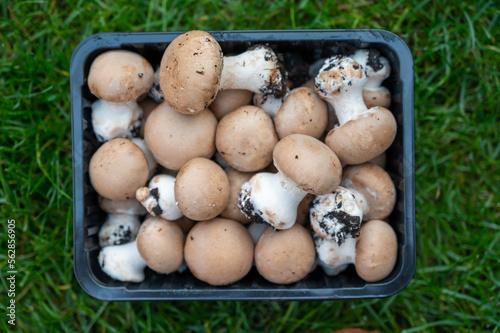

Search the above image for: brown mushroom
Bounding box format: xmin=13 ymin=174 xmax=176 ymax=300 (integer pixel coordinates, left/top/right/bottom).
xmin=144 ymin=102 xmax=217 ymax=171
xmin=89 ymin=138 xmax=149 ymax=201
xmin=160 ymin=30 xmax=223 ymax=115
xmin=274 ymin=87 xmax=328 ymax=140
xmin=209 ymin=89 xmax=254 ymax=120
xmin=340 ymin=163 xmax=396 ymax=221
xmin=215 ymin=105 xmax=278 ymax=172
xmin=88 ymin=50 xmax=154 ymax=103
xmin=174 ymin=158 xmax=230 ymax=221
xmin=355 ymin=220 xmax=398 ymax=282
xmin=136 ymin=217 xmax=185 ymax=274
xmin=255 ymin=224 xmax=315 ymax=284
xmin=220 ymin=167 xmax=254 ymax=224
xmin=184 ymin=218 xmax=254 ymax=285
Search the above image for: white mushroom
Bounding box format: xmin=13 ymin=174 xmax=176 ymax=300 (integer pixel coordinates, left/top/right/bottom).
xmin=313 ymin=233 xmax=356 ymax=276
xmin=98 ymin=213 xmax=141 ymax=247
xmin=91 ymin=100 xmax=142 ymax=142
xmin=135 ymin=174 xmax=183 ymax=221
xmin=98 ymin=240 xmax=147 ymax=282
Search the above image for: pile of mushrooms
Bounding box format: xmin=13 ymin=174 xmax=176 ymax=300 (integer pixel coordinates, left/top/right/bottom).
xmin=87 ymin=30 xmax=400 ymax=286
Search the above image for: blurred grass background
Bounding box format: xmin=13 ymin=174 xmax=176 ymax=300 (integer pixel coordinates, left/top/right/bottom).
xmin=0 ymin=0 xmax=499 ymax=331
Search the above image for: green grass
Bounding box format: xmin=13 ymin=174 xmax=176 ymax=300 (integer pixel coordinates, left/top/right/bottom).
xmin=1 ymin=0 xmax=499 ymax=331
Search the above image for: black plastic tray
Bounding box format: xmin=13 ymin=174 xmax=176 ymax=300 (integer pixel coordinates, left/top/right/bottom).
xmin=71 ymin=29 xmax=415 ymax=301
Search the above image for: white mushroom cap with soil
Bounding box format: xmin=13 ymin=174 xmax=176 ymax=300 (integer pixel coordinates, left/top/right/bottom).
xmin=98 ymin=213 xmax=141 ymax=248
xmin=315 ymin=55 xmax=397 ymax=165
xmin=238 ymin=134 xmax=342 ymax=230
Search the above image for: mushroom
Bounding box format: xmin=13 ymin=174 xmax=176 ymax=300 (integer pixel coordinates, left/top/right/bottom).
xmin=355 ymin=220 xmax=398 ymax=282
xmin=174 ymin=158 xmax=230 ymax=221
xmin=340 ymin=163 xmax=396 ymax=221
xmin=148 ymin=67 xmax=164 ymax=103
xmin=315 ymin=55 xmax=397 ymax=165
xmin=171 ymin=216 xmax=196 ymax=235
xmin=309 ymin=186 xmax=363 ymax=243
xmin=313 ymin=232 xmax=356 ymax=276
xmin=98 ymin=196 xmax=147 ymax=215
xmin=368 ymin=151 xmax=386 ymax=169
xmin=239 ymin=134 xmax=342 ymax=230
xmin=130 ymin=137 xmax=157 ymax=179
xmin=184 ymin=218 xmax=254 ymax=286
xmin=247 ymin=222 xmax=268 ymax=244
xmin=135 ymin=174 xmax=183 ymax=221
xmin=98 ymin=213 xmax=141 ymax=247
xmin=255 ymin=224 xmax=315 ymax=284
xmin=144 ymin=102 xmax=217 ymax=171
xmin=252 ymin=90 xmax=288 ymax=118
xmin=351 ymin=49 xmax=391 ymax=109
xmin=274 ymin=87 xmax=328 ymax=140
xmin=87 ymin=50 xmax=154 ymax=103
xmin=91 ymin=100 xmax=142 ymax=142
xmin=215 ymin=105 xmax=278 ymax=172
xmin=219 ymin=44 xmax=286 ymax=97
xmin=220 ymin=167 xmax=254 ymax=224
xmin=295 ymin=194 xmax=315 ymax=226
xmin=98 ymin=240 xmax=147 ymax=282
xmin=136 ymin=217 xmax=185 ymax=274
xmin=209 ymin=89 xmax=254 ymax=120
xmin=89 ymin=138 xmax=149 ymax=201
xmin=159 ymin=30 xmax=223 ymax=115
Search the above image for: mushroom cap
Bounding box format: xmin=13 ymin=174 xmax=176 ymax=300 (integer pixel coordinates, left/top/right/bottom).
xmin=273 ymin=134 xmax=342 ymax=195
xmin=274 ymin=87 xmax=328 ymax=140
xmin=363 ymin=87 xmax=391 ymax=109
xmin=160 ymin=30 xmax=223 ymax=114
xmin=136 ymin=217 xmax=185 ymax=274
xmin=98 ymin=195 xmax=147 ymax=215
xmin=255 ymin=224 xmax=315 ymax=284
xmin=89 ymin=138 xmax=149 ymax=201
xmin=355 ymin=220 xmax=398 ymax=282
xmin=325 ymin=107 xmax=397 ymax=165
xmin=295 ymin=194 xmax=315 ymax=226
xmin=340 ymin=163 xmax=396 ymax=221
xmin=220 ymin=167 xmax=253 ymax=224
xmin=209 ymin=89 xmax=254 ymax=120
xmin=184 ymin=218 xmax=254 ymax=286
xmin=216 ymin=105 xmax=278 ymax=172
xmin=88 ymin=50 xmax=154 ymax=103
xmin=174 ymin=158 xmax=230 ymax=221
xmin=171 ymin=216 xmax=196 ymax=234
xmin=144 ymin=102 xmax=217 ymax=170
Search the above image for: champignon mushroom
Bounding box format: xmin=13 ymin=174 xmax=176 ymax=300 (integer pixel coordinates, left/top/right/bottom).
xmin=136 ymin=174 xmax=183 ymax=221
xmin=89 ymin=138 xmax=149 ymax=201
xmin=144 ymin=102 xmax=217 ymax=171
xmin=351 ymin=49 xmax=391 ymax=109
xmin=98 ymin=240 xmax=147 ymax=282
xmin=310 ymin=186 xmax=363 ymax=243
xmin=255 ymin=224 xmax=315 ymax=284
xmin=91 ymin=100 xmax=142 ymax=143
xmin=88 ymin=50 xmax=154 ymax=103
xmin=174 ymin=158 xmax=230 ymax=221
xmin=340 ymin=163 xmax=396 ymax=221
xmin=220 ymin=167 xmax=254 ymax=224
xmin=184 ymin=218 xmax=254 ymax=286
xmin=355 ymin=220 xmax=398 ymax=282
xmin=136 ymin=217 xmax=185 ymax=274
xmin=315 ymin=55 xmax=397 ymax=165
xmin=215 ymin=105 xmax=278 ymax=172
xmin=159 ymin=30 xmax=223 ymax=115
xmin=239 ymin=134 xmax=342 ymax=230
xmin=253 ymin=90 xmax=288 ymax=118
xmin=209 ymin=89 xmax=254 ymax=120
xmin=98 ymin=195 xmax=147 ymax=215
xmin=274 ymin=87 xmax=328 ymax=140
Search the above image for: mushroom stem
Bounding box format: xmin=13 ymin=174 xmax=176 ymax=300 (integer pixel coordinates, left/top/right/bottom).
xmin=98 ymin=240 xmax=147 ymax=282
xmin=314 ymin=233 xmax=356 ymax=276
xmin=315 ymin=56 xmax=368 ymax=126
xmin=91 ymin=100 xmax=142 ymax=142
xmin=136 ymin=174 xmax=183 ymax=221
xmin=98 ymin=213 xmax=141 ymax=248
xmin=220 ymin=45 xmax=285 ymax=97
xmin=239 ymin=171 xmax=307 ymax=229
